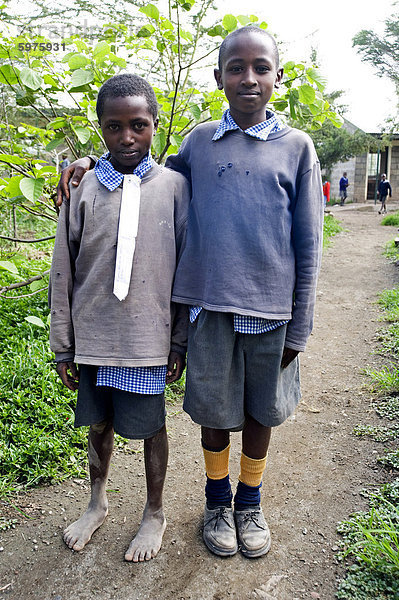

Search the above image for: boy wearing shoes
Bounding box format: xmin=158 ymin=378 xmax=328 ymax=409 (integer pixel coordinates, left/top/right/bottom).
xmin=166 ymin=26 xmax=323 ymax=558
xmin=50 ymin=73 xmax=189 ymax=562
xmin=57 ymin=26 xmax=323 ymax=559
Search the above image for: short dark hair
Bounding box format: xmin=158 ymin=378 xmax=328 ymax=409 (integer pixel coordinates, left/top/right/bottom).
xmin=96 ymin=73 xmax=158 ymax=122
xmin=218 ymin=26 xmax=280 ymax=70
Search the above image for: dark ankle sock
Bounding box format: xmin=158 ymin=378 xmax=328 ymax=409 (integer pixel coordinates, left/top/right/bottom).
xmin=234 ymin=480 xmax=262 ymax=511
xmin=205 ymin=475 xmax=233 ymax=509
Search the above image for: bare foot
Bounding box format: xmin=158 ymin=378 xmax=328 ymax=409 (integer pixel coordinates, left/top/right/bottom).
xmin=63 ymin=504 xmax=108 ymax=551
xmin=124 ymin=507 xmax=166 ymax=562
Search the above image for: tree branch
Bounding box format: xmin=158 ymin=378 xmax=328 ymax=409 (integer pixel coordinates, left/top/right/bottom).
xmin=0 ymin=234 xmax=55 ymax=243
xmin=0 ymin=270 xmax=50 ymax=296
xmin=1 ymin=286 xmax=48 ymax=299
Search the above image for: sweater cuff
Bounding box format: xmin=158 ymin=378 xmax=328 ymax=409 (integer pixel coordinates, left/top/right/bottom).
xmin=54 ymin=352 xmax=74 ymax=363
xmin=87 ymin=155 xmax=98 ymax=168
xmin=170 ymin=343 xmax=186 ymax=356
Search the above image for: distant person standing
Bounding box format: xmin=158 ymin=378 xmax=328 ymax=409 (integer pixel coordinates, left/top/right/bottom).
xmin=339 ymin=172 xmax=349 ymax=206
xmin=60 ymin=154 xmax=70 ymax=171
xmin=323 ymin=180 xmax=330 ymax=208
xmin=378 ymin=173 xmax=392 ymax=214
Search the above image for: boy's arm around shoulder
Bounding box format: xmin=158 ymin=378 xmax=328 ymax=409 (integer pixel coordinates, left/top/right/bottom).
xmin=49 ymin=183 xmax=84 ymax=364
xmin=285 ymin=138 xmax=324 ymax=353
xmin=165 ymin=133 xmax=192 ymax=183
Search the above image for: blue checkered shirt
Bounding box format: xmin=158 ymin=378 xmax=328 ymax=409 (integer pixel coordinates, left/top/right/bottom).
xmin=212 ymin=108 xmax=286 ymax=142
xmin=95 ymin=153 xmax=167 ymax=394
xmin=191 ymin=109 xmax=288 ymax=334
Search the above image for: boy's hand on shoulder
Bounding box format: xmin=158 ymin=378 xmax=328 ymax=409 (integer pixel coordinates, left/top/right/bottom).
xmin=281 ymin=347 xmax=299 ymax=369
xmin=56 ymin=157 xmax=93 ymax=207
xmin=166 ymin=351 xmax=186 ymax=384
xmin=56 ymin=361 xmax=79 ymax=391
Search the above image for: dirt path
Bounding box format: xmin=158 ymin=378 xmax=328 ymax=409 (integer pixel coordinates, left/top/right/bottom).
xmin=1 ymin=204 xmax=398 ymax=600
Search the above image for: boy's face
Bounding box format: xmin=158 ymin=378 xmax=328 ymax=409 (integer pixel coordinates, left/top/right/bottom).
xmin=214 ymin=32 xmax=283 ymax=129
xmin=100 ymin=95 xmax=158 ymax=173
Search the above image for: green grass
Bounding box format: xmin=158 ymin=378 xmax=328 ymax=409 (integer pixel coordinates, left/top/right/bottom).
xmin=378 ymin=288 xmax=399 ymax=322
xmin=0 ymin=289 xmax=88 ymax=498
xmin=381 ymin=211 xmax=399 ymax=227
xmin=337 ymin=483 xmax=399 ymax=599
xmin=338 ymin=275 xmax=399 ymax=595
xmin=377 ymin=323 xmax=399 ymax=356
xmin=366 ymin=365 xmax=399 ymax=395
xmin=383 ymin=240 xmax=399 ymax=263
xmin=323 ymin=213 xmax=343 ymax=248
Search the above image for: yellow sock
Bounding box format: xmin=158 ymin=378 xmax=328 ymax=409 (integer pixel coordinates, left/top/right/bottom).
xmin=202 ymin=443 xmax=230 ymax=480
xmin=238 ymin=452 xmax=267 ymax=487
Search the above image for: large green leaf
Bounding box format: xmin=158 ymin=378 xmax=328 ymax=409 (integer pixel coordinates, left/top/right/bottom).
xmin=73 ymin=127 xmax=91 ymax=144
xmin=4 ymin=175 xmax=24 ymax=197
xmin=222 ymin=14 xmax=238 ymax=32
xmin=15 ymin=89 xmax=36 ymax=106
xmin=0 ymin=261 xmax=18 ymax=274
xmin=93 ymin=41 xmax=110 ymax=60
xmin=19 ymin=177 xmax=45 ymax=203
xmin=25 ymin=316 xmax=46 ymax=328
xmin=47 ymin=117 xmax=67 ymax=130
xmin=68 ymin=53 xmax=89 ymax=70
xmin=45 ymin=135 xmax=65 ymax=151
xmin=20 ymin=68 xmax=44 ymax=91
xmin=298 ymin=84 xmax=316 ymax=105
xmin=140 ymin=3 xmax=160 ymax=20
xmin=0 ymin=64 xmax=20 ymax=85
xmin=137 ymin=24 xmax=156 ymax=38
xmin=153 ymin=129 xmax=166 ymax=155
xmin=189 ymin=104 xmax=201 ymax=119
xmin=69 ymin=69 xmax=94 ymax=90
xmin=306 ymin=68 xmax=327 ymax=92
xmin=237 ymin=15 xmax=251 ymax=26
xmin=208 ymin=24 xmax=225 ymax=38
xmin=0 ymin=154 xmax=27 ymax=165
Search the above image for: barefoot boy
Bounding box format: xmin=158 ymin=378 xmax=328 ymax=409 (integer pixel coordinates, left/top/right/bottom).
xmin=57 ymin=26 xmax=323 ymax=559
xmin=50 ymin=73 xmax=189 ymax=562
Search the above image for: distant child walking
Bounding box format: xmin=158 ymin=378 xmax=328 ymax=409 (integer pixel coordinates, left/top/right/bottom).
xmin=50 ymin=73 xmax=189 ymax=562
xmin=57 ymin=26 xmax=323 ymax=560
xmin=339 ymin=172 xmax=349 ymax=205
xmin=378 ymin=173 xmax=392 ymax=214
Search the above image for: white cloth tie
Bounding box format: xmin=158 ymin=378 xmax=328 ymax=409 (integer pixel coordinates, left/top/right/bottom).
xmin=113 ymin=174 xmax=141 ymax=301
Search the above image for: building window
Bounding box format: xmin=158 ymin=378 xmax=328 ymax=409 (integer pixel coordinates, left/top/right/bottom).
xmin=368 ymin=153 xmax=379 ymax=175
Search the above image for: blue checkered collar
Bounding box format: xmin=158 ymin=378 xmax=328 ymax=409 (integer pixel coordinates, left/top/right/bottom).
xmin=212 ymin=109 xmax=286 ymax=142
xmin=94 ymin=151 xmax=154 ymax=191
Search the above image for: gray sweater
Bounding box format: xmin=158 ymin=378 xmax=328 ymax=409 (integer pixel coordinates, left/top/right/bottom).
xmin=49 ymin=163 xmax=190 ymax=366
xmin=166 ymin=123 xmax=323 ymax=352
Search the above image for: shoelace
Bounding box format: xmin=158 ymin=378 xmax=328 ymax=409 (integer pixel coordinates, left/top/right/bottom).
xmin=205 ymin=507 xmax=234 ymax=530
xmin=239 ymin=510 xmax=267 ymax=530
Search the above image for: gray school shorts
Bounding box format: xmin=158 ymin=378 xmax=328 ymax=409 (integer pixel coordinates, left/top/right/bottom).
xmin=75 ymin=365 xmax=166 ymax=439
xmin=183 ymin=310 xmax=301 ymax=430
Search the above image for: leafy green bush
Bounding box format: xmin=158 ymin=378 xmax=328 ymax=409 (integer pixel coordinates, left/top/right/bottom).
xmin=323 ymin=213 xmax=343 ymax=248
xmin=383 ymin=239 xmax=399 ymax=263
xmin=337 ymin=484 xmax=399 ymax=599
xmin=0 ymin=289 xmax=87 ymax=498
xmin=381 ymin=212 xmax=399 ymax=227
xmin=378 ymin=287 xmax=399 ymax=323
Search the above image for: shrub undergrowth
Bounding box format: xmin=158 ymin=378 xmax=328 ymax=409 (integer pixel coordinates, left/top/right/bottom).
xmin=337 ymin=251 xmax=399 ymax=596
xmin=323 ymin=213 xmax=343 ymax=248
xmin=381 ymin=211 xmax=399 ymax=227
xmin=383 ymin=239 xmax=399 ymax=263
